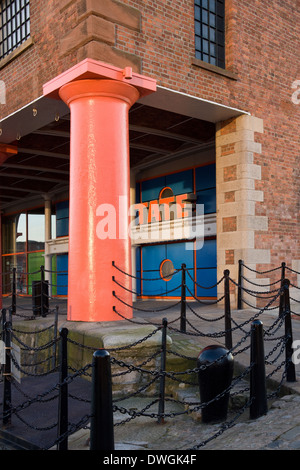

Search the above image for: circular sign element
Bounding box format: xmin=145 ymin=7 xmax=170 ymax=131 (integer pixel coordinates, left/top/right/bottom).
xmin=160 ymin=259 xmax=175 ymax=281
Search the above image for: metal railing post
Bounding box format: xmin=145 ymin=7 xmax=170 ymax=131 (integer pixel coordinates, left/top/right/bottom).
xmin=282 ymin=279 xmax=296 ymax=382
xmin=224 ymin=269 xmax=232 ymax=350
xmin=158 ymin=317 xmax=167 ymax=424
xmin=40 ymin=265 xmax=46 ymax=318
xmin=281 ymin=262 xmax=286 ymax=284
xmin=90 ymin=349 xmax=114 ymax=451
xmin=237 ymin=259 xmax=243 ymax=310
xmin=180 ymin=263 xmax=186 ymax=333
xmin=57 ymin=327 xmax=69 ymax=450
xmin=250 ymin=320 xmax=268 ymax=419
xmin=279 ymin=262 xmax=286 ymax=317
xmin=53 ymin=306 xmax=59 ymax=371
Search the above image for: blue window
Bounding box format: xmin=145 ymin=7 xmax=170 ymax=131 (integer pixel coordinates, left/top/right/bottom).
xmin=56 ymin=200 xmax=69 ymax=237
xmin=195 ymin=164 xmax=216 ymax=214
xmin=56 ymin=254 xmax=68 ymax=296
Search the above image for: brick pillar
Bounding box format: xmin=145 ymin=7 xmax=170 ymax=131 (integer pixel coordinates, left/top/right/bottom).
xmin=215 ymin=115 xmax=269 ymax=306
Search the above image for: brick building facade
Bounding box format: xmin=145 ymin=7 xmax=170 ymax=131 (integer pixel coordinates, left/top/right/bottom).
xmin=0 ymin=0 xmax=299 ymax=320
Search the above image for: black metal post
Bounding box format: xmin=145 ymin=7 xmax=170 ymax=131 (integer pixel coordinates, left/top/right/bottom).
xmin=281 ymin=262 xmax=286 ymax=284
xmin=279 ymin=262 xmax=286 ymax=317
xmin=40 ymin=265 xmax=46 ymax=318
xmin=3 ymin=321 xmax=12 ymax=426
xmin=224 ymin=269 xmax=232 ymax=350
xmin=53 ymin=306 xmax=59 ymax=371
xmin=180 ymin=263 xmax=186 ymax=333
xmin=57 ymin=327 xmax=69 ymax=450
xmin=237 ymin=259 xmax=243 ymax=310
xmin=12 ymin=268 xmax=16 ymax=315
xmin=282 ymin=279 xmax=296 ymax=382
xmin=90 ymin=350 xmax=114 ymax=451
xmin=250 ymin=320 xmax=268 ymax=419
xmin=158 ymin=317 xmax=167 ymax=424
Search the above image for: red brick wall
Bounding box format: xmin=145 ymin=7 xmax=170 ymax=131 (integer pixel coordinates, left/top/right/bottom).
xmin=118 ymin=0 xmax=300 ymax=271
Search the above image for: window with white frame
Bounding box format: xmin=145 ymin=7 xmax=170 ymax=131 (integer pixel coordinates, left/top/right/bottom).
xmin=0 ymin=0 xmax=30 ymax=60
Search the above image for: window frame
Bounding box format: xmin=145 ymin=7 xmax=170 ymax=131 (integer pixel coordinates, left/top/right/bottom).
xmin=0 ymin=0 xmax=30 ymax=61
xmin=194 ymin=0 xmax=225 ymax=70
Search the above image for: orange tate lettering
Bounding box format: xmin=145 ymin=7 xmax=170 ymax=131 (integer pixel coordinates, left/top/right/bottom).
xmin=134 ymin=202 xmax=148 ymax=225
xmin=175 ymin=194 xmax=189 ymax=218
xmin=148 ymin=200 xmax=161 ymax=223
xmin=159 ymin=196 xmax=175 ymax=221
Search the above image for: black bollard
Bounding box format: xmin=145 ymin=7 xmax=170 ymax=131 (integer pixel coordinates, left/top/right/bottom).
xmin=197 ymin=345 xmax=234 ymax=423
xmin=57 ymin=328 xmax=69 ymax=450
xmin=224 ymin=269 xmax=232 ymax=350
xmin=250 ymin=320 xmax=268 ymax=419
xmin=158 ymin=318 xmax=168 ymax=424
xmin=282 ymin=279 xmax=296 ymax=382
xmin=90 ymin=349 xmax=114 ymax=451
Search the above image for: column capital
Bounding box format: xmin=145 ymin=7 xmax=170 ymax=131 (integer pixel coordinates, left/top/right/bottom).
xmin=59 ymin=79 xmax=140 ymax=109
xmin=43 ymin=58 xmax=156 ymax=101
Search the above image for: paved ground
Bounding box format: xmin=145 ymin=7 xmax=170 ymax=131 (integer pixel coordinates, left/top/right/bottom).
xmin=66 ymin=394 xmax=300 ymax=451
xmin=1 ymin=294 xmax=300 ymax=452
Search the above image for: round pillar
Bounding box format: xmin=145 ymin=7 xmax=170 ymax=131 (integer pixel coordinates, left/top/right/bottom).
xmin=59 ymin=79 xmax=140 ymax=322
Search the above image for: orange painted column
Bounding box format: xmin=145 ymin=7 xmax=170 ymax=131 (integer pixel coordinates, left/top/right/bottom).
xmin=59 ymin=79 xmax=138 ymax=322
xmin=43 ymin=59 xmax=156 ymax=322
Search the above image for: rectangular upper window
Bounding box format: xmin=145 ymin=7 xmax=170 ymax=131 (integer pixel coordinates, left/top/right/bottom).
xmin=0 ymin=0 xmax=30 ymax=60
xmin=194 ymin=0 xmax=225 ymax=69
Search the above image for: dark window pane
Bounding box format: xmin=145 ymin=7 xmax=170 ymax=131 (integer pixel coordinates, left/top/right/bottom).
xmin=209 ymin=0 xmax=216 ymax=12
xmin=217 ymin=15 xmax=225 ymax=31
xmin=209 ymin=13 xmax=216 ymax=27
xmin=217 ymin=30 xmax=224 ymax=43
xmin=209 ymin=27 xmax=216 ymax=41
xmin=217 ymin=0 xmax=225 ymax=14
xmin=202 ymin=24 xmax=208 ymax=38
xmin=203 ymin=39 xmax=209 ymax=53
xmin=218 ymin=45 xmax=225 ymax=61
xmin=202 ymin=10 xmax=208 ymax=24
xmin=195 ymin=20 xmax=201 ymax=35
